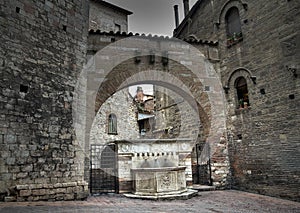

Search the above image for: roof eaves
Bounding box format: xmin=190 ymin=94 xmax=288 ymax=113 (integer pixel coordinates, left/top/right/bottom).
xmin=182 ymin=37 xmax=218 ymax=46
xmin=88 ymin=30 xmax=218 ymax=46
xmin=88 ymin=30 xmax=172 ymax=39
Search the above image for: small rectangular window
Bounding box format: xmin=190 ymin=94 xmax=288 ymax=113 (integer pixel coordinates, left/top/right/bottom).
xmin=108 ymin=114 xmax=117 ymax=134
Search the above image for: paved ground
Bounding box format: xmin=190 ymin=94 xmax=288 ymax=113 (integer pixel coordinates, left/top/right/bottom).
xmin=0 ymin=190 xmax=299 ymax=213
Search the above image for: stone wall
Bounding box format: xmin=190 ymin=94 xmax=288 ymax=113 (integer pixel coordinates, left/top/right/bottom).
xmin=89 ymin=88 xmax=140 ymax=146
xmin=176 ymin=0 xmax=300 ymax=201
xmin=174 ymin=0 xmax=217 ymax=40
xmin=0 ymin=0 xmax=89 ymax=201
xmin=154 ymin=86 xmax=182 ymax=139
xmin=89 ymin=0 xmax=129 ymax=32
xmin=89 ymin=88 xmax=140 ymax=192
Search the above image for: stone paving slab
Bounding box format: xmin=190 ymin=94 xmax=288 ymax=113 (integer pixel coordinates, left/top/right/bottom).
xmin=0 ymin=190 xmax=299 ymax=213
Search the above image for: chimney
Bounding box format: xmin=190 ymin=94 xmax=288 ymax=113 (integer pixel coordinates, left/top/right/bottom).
xmin=183 ymin=0 xmax=189 ymax=17
xmin=173 ymin=5 xmax=179 ymax=28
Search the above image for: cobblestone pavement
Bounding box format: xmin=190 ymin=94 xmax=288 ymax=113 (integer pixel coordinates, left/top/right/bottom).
xmin=0 ymin=190 xmax=299 ymax=213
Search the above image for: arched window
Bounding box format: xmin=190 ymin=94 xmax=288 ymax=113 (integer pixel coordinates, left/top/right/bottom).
xmin=225 ymin=7 xmax=242 ymax=45
xmin=235 ymin=77 xmax=249 ymax=108
xmin=108 ymin=114 xmax=117 ymax=134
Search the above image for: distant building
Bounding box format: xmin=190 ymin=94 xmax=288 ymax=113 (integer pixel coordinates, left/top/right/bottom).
xmin=133 ymin=86 xmax=155 ymax=135
xmin=89 ymin=0 xmax=132 ymax=32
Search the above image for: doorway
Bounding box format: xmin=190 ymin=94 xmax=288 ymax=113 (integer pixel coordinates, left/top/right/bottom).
xmin=194 ymin=143 xmax=212 ymax=185
xmin=90 ymin=143 xmax=118 ymax=194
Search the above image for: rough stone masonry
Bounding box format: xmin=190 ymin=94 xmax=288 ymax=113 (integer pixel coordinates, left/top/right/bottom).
xmin=0 ymin=0 xmax=299 ymax=203
xmin=0 ymin=0 xmax=89 ymax=201
xmin=174 ymin=0 xmax=300 ymax=201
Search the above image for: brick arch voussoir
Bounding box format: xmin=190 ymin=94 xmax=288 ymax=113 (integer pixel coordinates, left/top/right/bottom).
xmin=94 ymin=58 xmax=212 ymax=114
xmin=228 ymin=69 xmax=254 ymax=89
xmin=94 ymin=77 xmax=212 ymax=139
xmin=87 ymin=36 xmax=226 ymax=152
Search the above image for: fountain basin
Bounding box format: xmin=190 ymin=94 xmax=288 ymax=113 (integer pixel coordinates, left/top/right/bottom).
xmin=131 ymin=166 xmax=187 ymax=196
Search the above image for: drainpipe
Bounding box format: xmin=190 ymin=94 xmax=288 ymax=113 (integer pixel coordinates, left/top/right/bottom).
xmin=183 ymin=0 xmax=190 ymax=17
xmin=173 ymin=5 xmax=179 ymax=28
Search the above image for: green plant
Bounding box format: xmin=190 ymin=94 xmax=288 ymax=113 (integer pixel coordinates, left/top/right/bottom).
xmin=239 ymin=99 xmax=244 ymax=108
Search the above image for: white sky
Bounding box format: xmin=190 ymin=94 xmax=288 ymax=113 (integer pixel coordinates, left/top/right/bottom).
xmin=129 ymin=84 xmax=154 ymax=97
xmin=106 ymin=0 xmax=198 ymax=36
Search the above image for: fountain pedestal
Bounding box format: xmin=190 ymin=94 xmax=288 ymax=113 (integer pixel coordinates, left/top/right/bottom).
xmin=132 ymin=166 xmax=187 ymax=196
xmin=124 ymin=166 xmax=197 ymax=200
xmin=118 ymin=139 xmax=198 ymax=199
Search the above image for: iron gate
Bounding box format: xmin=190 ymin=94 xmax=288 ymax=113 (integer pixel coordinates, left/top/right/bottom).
xmin=90 ymin=143 xmax=118 ymax=194
xmin=196 ymin=143 xmax=212 ymax=185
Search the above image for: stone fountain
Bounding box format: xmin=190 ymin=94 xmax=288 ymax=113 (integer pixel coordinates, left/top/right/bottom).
xmin=119 ymin=139 xmax=198 ymax=200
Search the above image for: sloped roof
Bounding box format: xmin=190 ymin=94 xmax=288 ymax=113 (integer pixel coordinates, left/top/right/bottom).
xmin=91 ymin=0 xmax=133 ymax=15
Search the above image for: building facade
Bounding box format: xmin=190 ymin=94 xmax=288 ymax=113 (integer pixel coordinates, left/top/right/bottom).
xmin=89 ymin=0 xmax=132 ymax=32
xmin=174 ymin=0 xmax=300 ymax=201
xmin=0 ymin=0 xmax=299 ymax=202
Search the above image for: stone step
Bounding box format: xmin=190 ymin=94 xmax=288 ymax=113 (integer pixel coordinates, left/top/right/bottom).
xmin=187 ymin=185 xmax=216 ymax=192
xmin=4 ymin=196 xmax=16 ymax=202
xmin=123 ymin=189 xmax=198 ymax=200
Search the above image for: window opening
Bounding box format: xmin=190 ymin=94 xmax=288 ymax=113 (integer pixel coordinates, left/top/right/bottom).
xmin=108 ymin=114 xmax=117 ymax=134
xmin=225 ymin=7 xmax=243 ymax=46
xmin=235 ymin=77 xmax=249 ymax=108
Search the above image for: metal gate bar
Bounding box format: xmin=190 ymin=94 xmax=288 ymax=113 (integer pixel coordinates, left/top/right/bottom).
xmin=196 ymin=143 xmax=212 ymax=185
xmin=90 ymin=144 xmax=118 ymax=194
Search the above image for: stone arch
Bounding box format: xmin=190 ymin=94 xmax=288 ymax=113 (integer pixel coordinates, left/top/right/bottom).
xmin=117 ymin=71 xmax=211 ymax=141
xmin=93 ymin=68 xmax=210 ymax=142
xmin=226 ymin=67 xmax=255 ymax=87
xmin=216 ymin=0 xmax=248 ymax=26
xmin=74 ymin=36 xmax=228 ymax=186
xmin=225 ymin=7 xmax=242 ymax=38
xmin=97 ymin=68 xmax=206 ymax=115
xmin=226 ymin=68 xmax=255 ymax=108
xmin=91 ymin=60 xmax=218 ymax=149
